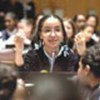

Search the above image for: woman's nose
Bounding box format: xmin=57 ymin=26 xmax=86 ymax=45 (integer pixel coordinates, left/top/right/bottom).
xmin=50 ymin=30 xmax=56 ymax=37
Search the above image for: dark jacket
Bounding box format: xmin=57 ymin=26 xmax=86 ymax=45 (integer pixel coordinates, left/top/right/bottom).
xmin=1 ymin=29 xmax=10 ymax=40
xmin=18 ymin=45 xmax=78 ymax=72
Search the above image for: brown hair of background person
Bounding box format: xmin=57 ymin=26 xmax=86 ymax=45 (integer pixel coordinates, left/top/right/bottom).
xmin=86 ymin=13 xmax=100 ymax=37
xmin=77 ymin=43 xmax=100 ymax=100
xmin=86 ymin=14 xmax=99 ymax=31
xmin=74 ymin=24 xmax=96 ymax=57
xmin=63 ymin=18 xmax=76 ymax=49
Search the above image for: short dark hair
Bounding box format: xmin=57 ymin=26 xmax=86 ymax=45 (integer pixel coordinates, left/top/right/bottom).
xmin=0 ymin=63 xmax=17 ymax=100
xmin=81 ymin=43 xmax=100 ymax=77
xmin=32 ymin=14 xmax=67 ymax=46
xmin=73 ymin=14 xmax=85 ymax=22
xmin=5 ymin=12 xmax=18 ymax=21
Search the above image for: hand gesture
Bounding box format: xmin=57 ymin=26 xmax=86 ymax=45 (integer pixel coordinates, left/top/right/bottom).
xmin=14 ymin=29 xmax=26 ymax=52
xmin=74 ymin=33 xmax=87 ymax=56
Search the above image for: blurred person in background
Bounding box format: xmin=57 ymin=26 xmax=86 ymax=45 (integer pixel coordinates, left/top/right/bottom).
xmin=74 ymin=43 xmax=100 ymax=100
xmin=63 ymin=18 xmax=76 ymax=49
xmin=17 ymin=18 xmax=34 ymax=40
xmin=86 ymin=13 xmax=100 ymax=37
xmin=0 ymin=12 xmax=18 ymax=49
xmin=73 ymin=14 xmax=86 ymax=33
xmin=0 ymin=12 xmax=18 ymax=41
xmin=74 ymin=24 xmax=99 ymax=57
xmin=4 ymin=18 xmax=34 ymax=50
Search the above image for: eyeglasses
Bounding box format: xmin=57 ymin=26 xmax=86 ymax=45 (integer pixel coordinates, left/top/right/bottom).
xmin=41 ymin=27 xmax=62 ymax=34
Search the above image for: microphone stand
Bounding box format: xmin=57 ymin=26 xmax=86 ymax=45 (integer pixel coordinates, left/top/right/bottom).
xmin=49 ymin=51 xmax=55 ymax=73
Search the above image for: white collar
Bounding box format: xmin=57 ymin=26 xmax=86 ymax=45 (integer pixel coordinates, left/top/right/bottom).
xmin=43 ymin=46 xmax=64 ymax=63
xmin=6 ymin=29 xmax=17 ymax=36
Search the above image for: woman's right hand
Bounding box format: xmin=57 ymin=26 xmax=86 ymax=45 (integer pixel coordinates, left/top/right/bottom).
xmin=14 ymin=29 xmax=26 ymax=52
xmin=14 ymin=30 xmax=26 ymax=66
xmin=14 ymin=36 xmax=24 ymax=52
xmin=74 ymin=33 xmax=87 ymax=56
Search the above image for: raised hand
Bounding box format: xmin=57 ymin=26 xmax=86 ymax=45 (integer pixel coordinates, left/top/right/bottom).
xmin=74 ymin=33 xmax=87 ymax=56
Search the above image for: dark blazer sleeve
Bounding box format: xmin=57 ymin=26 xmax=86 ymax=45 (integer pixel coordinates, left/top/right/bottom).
xmin=67 ymin=49 xmax=79 ymax=71
xmin=17 ymin=48 xmax=38 ymax=71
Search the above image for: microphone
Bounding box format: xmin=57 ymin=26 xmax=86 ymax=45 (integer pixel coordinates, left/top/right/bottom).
xmin=50 ymin=51 xmax=56 ymax=73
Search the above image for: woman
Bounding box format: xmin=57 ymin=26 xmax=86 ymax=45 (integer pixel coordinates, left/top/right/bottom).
xmin=0 ymin=12 xmax=17 ymax=41
xmin=86 ymin=14 xmax=100 ymax=37
xmin=74 ymin=24 xmax=96 ymax=56
xmin=63 ymin=18 xmax=76 ymax=49
xmin=14 ymin=15 xmax=78 ymax=72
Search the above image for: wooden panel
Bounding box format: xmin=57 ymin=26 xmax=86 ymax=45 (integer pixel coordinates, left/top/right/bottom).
xmin=33 ymin=0 xmax=51 ymax=15
xmin=33 ymin=0 xmax=100 ymax=29
xmin=88 ymin=0 xmax=100 ymax=15
xmin=33 ymin=0 xmax=100 ymax=15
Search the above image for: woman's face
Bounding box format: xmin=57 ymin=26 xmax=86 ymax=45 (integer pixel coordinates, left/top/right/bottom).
xmin=5 ymin=16 xmax=16 ymax=30
xmin=17 ymin=21 xmax=33 ymax=38
xmin=40 ymin=17 xmax=64 ymax=50
xmin=86 ymin=16 xmax=96 ymax=29
xmin=63 ymin=21 xmax=74 ymax=39
xmin=84 ymin=26 xmax=94 ymax=42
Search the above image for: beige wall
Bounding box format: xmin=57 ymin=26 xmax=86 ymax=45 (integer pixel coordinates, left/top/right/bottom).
xmin=33 ymin=0 xmax=100 ymax=28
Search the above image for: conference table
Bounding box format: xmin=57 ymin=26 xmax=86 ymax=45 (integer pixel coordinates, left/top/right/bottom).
xmin=19 ymin=71 xmax=76 ymax=82
xmin=19 ymin=71 xmax=76 ymax=99
xmin=0 ymin=48 xmax=76 ymax=83
xmin=0 ymin=48 xmax=77 ymax=98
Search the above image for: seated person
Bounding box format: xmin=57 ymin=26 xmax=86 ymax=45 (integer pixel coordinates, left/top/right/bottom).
xmin=72 ymin=43 xmax=100 ymax=100
xmin=63 ymin=18 xmax=76 ymax=49
xmin=0 ymin=12 xmax=17 ymax=49
xmin=73 ymin=14 xmax=86 ymax=33
xmin=14 ymin=14 xmax=78 ymax=72
xmin=74 ymin=24 xmax=99 ymax=56
xmin=0 ymin=12 xmax=17 ymax=41
xmin=86 ymin=14 xmax=100 ymax=37
xmin=0 ymin=63 xmax=27 ymax=100
xmin=4 ymin=18 xmax=34 ymax=49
